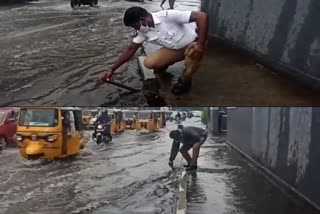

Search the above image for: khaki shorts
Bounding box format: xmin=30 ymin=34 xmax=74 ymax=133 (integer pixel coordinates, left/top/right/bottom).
xmin=143 ymin=43 xmax=203 ymax=77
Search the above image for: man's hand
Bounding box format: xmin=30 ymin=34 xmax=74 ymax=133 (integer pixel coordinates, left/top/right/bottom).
xmin=100 ymin=69 xmax=114 ymax=82
xmin=189 ymin=42 xmax=205 ymax=60
xmin=168 ymin=161 xmax=174 ymax=169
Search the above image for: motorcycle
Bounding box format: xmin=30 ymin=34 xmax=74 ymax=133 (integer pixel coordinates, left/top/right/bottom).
xmin=175 ymin=116 xmax=182 ymax=124
xmin=71 ymin=0 xmax=98 ymax=8
xmin=92 ymin=123 xmax=112 ymax=145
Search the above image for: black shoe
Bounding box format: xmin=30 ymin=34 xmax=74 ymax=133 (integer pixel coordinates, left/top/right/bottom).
xmin=154 ymin=71 xmax=173 ymax=82
xmin=172 ymin=77 xmax=192 ymax=95
xmin=186 ymin=165 xmax=197 ymax=171
xmin=154 ymin=65 xmax=169 ymax=73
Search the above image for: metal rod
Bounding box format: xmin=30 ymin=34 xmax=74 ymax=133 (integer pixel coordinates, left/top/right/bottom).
xmin=103 ymin=80 xmax=140 ymax=93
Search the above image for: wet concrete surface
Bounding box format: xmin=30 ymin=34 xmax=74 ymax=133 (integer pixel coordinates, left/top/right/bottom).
xmin=183 ymin=136 xmax=319 ymax=214
xmin=0 ymin=0 xmax=152 ymax=106
xmin=136 ymin=0 xmax=320 ymax=106
xmin=161 ymin=38 xmax=320 ymax=106
xmin=1 ymin=117 xmax=319 ymax=214
xmin=138 ymin=38 xmax=320 ymax=106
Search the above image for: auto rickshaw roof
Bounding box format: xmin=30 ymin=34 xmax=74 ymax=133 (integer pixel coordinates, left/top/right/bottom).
xmin=152 ymin=110 xmax=165 ymax=112
xmin=122 ymin=110 xmax=138 ymax=113
xmin=110 ymin=109 xmax=122 ymax=112
xmin=138 ymin=110 xmax=155 ymax=114
xmin=60 ymin=107 xmax=82 ymax=111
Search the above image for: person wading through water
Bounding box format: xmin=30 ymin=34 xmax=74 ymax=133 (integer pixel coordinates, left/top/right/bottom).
xmin=168 ymin=125 xmax=208 ymax=171
xmin=100 ymin=7 xmax=209 ymax=95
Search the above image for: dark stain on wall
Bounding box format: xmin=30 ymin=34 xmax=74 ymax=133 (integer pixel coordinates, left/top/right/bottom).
xmin=268 ymin=0 xmax=297 ymax=61
xmin=288 ymin=0 xmax=320 ymax=78
xmin=202 ymin=0 xmax=320 ymax=89
xmin=275 ymin=107 xmax=297 ymax=186
xmin=300 ymin=108 xmax=320 ymax=205
xmin=264 ymin=108 xmax=271 ymax=165
xmin=241 ymin=0 xmax=254 ymax=44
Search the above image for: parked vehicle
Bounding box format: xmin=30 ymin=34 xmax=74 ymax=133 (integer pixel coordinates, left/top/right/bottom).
xmin=0 ymin=108 xmax=19 ymax=150
xmin=71 ymin=0 xmax=98 ymax=8
xmin=192 ymin=111 xmax=202 ymax=117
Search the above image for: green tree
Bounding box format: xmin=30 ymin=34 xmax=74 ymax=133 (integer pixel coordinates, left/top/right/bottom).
xmin=201 ymin=107 xmax=209 ymax=125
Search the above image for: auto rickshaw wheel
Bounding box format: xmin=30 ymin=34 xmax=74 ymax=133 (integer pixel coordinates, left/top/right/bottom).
xmin=0 ymin=137 xmax=7 ymax=150
xmin=96 ymin=136 xmax=102 ymax=145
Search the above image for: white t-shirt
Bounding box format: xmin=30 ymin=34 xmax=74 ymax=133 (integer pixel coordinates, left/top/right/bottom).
xmin=133 ymin=10 xmax=198 ymax=50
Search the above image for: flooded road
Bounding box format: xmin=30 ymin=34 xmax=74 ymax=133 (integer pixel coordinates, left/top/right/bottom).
xmin=1 ymin=117 xmax=319 ymax=214
xmin=0 ymin=122 xmax=181 ymax=214
xmin=0 ymin=0 xmax=159 ymax=106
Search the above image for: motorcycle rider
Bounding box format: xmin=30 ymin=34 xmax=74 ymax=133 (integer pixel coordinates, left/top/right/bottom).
xmin=94 ymin=110 xmax=112 ymax=139
xmin=168 ymin=125 xmax=208 ymax=171
xmin=175 ymin=112 xmax=181 ymax=121
xmin=182 ymin=112 xmax=187 ymax=120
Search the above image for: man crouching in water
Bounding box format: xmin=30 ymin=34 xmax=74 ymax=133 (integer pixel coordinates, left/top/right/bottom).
xmin=169 ymin=125 xmax=208 ymax=171
xmin=100 ymin=6 xmax=209 ymax=95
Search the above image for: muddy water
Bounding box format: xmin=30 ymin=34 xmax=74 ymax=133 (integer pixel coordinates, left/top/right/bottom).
xmin=0 ymin=121 xmax=184 ymax=214
xmin=0 ymin=0 xmax=157 ymax=106
xmin=1 ymin=117 xmax=318 ymax=214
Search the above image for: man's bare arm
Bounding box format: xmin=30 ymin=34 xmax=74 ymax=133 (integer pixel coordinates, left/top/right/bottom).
xmin=169 ymin=140 xmax=180 ymax=162
xmin=110 ymin=42 xmax=142 ymax=74
xmin=189 ymin=11 xmax=209 ymax=47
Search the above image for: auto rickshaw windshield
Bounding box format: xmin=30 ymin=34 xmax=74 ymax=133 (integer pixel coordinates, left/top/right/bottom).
xmin=138 ymin=112 xmax=151 ymax=120
xmin=19 ymin=108 xmax=59 ymax=127
xmin=124 ymin=112 xmax=135 ymax=118
xmin=82 ymin=111 xmax=90 ymax=116
xmin=91 ymin=111 xmax=98 ymax=117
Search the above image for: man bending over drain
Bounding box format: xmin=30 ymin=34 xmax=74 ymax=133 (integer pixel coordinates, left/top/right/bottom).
xmin=169 ymin=125 xmax=208 ymax=171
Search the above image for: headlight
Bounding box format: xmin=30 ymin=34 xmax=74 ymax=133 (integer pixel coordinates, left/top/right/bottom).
xmin=16 ymin=135 xmax=22 ymax=141
xmin=97 ymin=125 xmax=103 ymax=129
xmin=47 ymin=135 xmax=58 ymax=142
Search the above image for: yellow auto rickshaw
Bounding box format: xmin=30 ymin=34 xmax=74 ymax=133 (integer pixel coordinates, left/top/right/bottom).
xmin=82 ymin=110 xmax=92 ymax=126
xmin=16 ymin=107 xmax=87 ymax=160
xmin=153 ymin=110 xmax=166 ymax=129
xmin=110 ymin=109 xmax=125 ymax=134
xmin=136 ymin=110 xmax=158 ymax=133
xmin=122 ymin=110 xmax=138 ymax=130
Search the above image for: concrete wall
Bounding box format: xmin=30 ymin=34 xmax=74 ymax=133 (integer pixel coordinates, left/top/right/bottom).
xmin=208 ymin=107 xmax=227 ymax=135
xmin=201 ymin=0 xmax=320 ymax=89
xmin=226 ymin=107 xmax=320 ymax=208
xmin=208 ymin=107 xmax=219 ymax=135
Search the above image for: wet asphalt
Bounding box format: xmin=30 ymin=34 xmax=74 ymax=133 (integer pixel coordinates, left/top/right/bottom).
xmin=0 ymin=117 xmax=319 ymax=214
xmin=0 ymin=0 xmax=152 ymax=106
